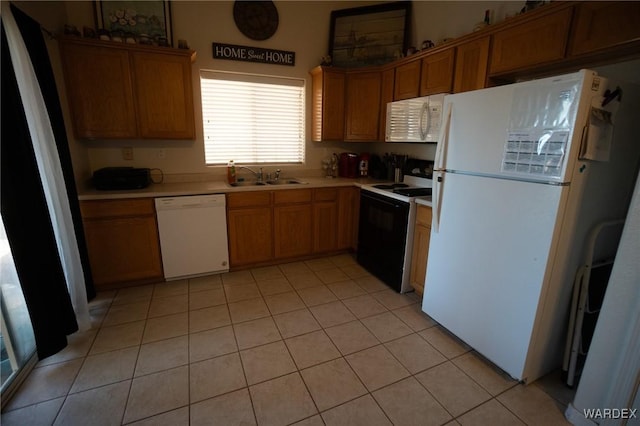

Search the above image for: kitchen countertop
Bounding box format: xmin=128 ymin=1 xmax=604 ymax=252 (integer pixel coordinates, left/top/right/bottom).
xmin=415 ymin=197 xmax=433 ymax=207
xmin=78 ymin=176 xmax=385 ymax=200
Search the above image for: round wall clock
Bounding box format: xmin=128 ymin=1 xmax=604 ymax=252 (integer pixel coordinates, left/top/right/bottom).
xmin=233 ymin=1 xmax=279 ymax=41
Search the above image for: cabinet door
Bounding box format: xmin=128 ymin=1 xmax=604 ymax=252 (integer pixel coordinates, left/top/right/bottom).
xmin=569 ymin=2 xmax=640 ymax=56
xmin=274 ymin=204 xmax=313 ymax=258
xmin=420 ymin=49 xmax=455 ymax=96
xmin=489 ymin=8 xmax=572 ymax=75
xmin=453 ymin=36 xmax=490 ymax=93
xmin=311 ymin=67 xmax=345 ymax=142
xmin=83 ymin=215 xmax=163 ymax=288
xmin=345 ymin=71 xmax=381 ymax=141
xmin=313 ymin=202 xmax=338 ymax=253
xmin=409 ymin=223 xmax=430 ymax=296
xmin=337 ymin=187 xmax=359 ymax=250
xmin=228 ymin=207 xmax=273 ymax=266
xmin=410 ymin=206 xmax=432 ymax=296
xmin=379 ymin=68 xmax=395 ymax=141
xmin=60 ymin=43 xmax=137 ymax=139
xmin=394 ymin=59 xmax=421 ymax=100
xmin=131 ymin=52 xmax=195 ymax=139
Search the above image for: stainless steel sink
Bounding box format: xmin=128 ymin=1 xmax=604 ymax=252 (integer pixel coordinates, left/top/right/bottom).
xmin=266 ymin=179 xmax=304 ymax=185
xmin=228 ymin=181 xmax=267 ymax=187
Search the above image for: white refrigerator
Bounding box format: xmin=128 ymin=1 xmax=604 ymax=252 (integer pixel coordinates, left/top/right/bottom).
xmin=422 ymin=69 xmax=640 ymax=383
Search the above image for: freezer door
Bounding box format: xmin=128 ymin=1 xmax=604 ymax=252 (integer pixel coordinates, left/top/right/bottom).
xmin=440 ymin=70 xmax=600 ymax=184
xmin=422 ymin=172 xmax=565 ymax=380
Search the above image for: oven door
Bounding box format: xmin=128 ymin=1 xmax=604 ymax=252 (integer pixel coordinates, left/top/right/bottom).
xmin=357 ymin=189 xmax=410 ymax=292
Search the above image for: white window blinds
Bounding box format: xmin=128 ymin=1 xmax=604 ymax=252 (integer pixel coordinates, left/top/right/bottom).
xmin=200 ymin=70 xmax=305 ymax=165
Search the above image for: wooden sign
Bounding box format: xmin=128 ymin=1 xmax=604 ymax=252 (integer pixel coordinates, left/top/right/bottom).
xmin=212 ymin=42 xmax=295 ymax=66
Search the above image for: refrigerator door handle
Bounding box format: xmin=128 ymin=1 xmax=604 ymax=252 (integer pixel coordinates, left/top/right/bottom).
xmin=433 ymin=171 xmax=445 ymax=233
xmin=435 ymin=101 xmax=452 ymax=171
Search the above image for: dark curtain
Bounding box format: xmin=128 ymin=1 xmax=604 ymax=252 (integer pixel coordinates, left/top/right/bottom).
xmin=0 ymin=4 xmax=93 ymax=359
xmin=10 ymin=4 xmax=96 ymax=301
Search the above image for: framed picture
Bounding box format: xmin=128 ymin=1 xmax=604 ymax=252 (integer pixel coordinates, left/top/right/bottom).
xmin=328 ymin=2 xmax=411 ymax=68
xmin=94 ymin=1 xmax=172 ymax=45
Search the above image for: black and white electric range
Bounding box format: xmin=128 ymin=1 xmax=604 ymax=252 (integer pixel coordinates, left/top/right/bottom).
xmin=357 ymin=175 xmax=432 ymax=293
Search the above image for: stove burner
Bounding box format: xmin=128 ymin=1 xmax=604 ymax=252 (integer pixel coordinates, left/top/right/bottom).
xmin=372 ymin=183 xmax=409 ymax=190
xmin=393 ymin=187 xmax=432 ymax=197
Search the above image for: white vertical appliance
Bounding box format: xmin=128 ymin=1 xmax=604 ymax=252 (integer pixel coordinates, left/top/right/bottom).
xmin=155 ymin=194 xmax=229 ymax=280
xmin=423 ymin=70 xmax=640 ymax=383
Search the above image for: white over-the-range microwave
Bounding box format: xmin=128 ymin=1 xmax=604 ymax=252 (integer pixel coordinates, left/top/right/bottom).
xmin=385 ymin=93 xmax=446 ymax=143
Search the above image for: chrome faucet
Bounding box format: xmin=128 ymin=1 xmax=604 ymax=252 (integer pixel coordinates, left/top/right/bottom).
xmin=274 ymin=169 xmax=281 ymax=181
xmin=238 ymin=166 xmax=263 ymax=182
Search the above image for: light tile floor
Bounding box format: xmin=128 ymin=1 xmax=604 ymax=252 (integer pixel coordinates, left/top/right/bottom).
xmin=1 ymin=254 xmax=573 ymax=425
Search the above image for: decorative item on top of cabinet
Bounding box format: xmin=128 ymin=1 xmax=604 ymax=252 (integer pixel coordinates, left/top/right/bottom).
xmin=568 ymin=2 xmax=640 ymax=58
xmin=489 ymin=6 xmax=572 ymax=75
xmin=345 ymin=70 xmax=381 ymax=141
xmin=59 ymin=37 xmax=195 ymax=140
xmin=95 ymin=0 xmax=173 ymax=45
xmin=80 ymin=198 xmax=163 ymax=289
xmin=409 ymin=204 xmax=432 ymax=296
xmin=453 ymin=36 xmax=490 ymax=94
xmin=310 ymin=66 xmax=345 ymax=142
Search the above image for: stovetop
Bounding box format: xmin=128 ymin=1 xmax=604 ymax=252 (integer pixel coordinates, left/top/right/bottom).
xmin=363 ymin=176 xmax=433 ymax=202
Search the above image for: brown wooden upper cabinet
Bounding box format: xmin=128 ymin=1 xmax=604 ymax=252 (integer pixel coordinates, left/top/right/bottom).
xmin=345 ymin=71 xmax=382 ymax=142
xmin=131 ymin=52 xmax=195 ymax=139
xmin=310 ymin=66 xmax=345 ymax=142
xmin=59 ymin=37 xmax=195 ymax=140
xmin=394 ymin=59 xmax=421 ymax=100
xmin=568 ymin=2 xmax=640 ymax=57
xmin=453 ymin=36 xmax=490 ymax=93
xmin=420 ymin=49 xmax=455 ymax=96
xmin=489 ymin=7 xmax=572 ymax=75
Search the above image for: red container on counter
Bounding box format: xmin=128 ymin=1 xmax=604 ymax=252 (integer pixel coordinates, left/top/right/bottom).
xmin=338 ymin=153 xmax=359 ymax=178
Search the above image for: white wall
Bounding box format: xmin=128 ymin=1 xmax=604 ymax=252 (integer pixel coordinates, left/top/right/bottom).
xmin=49 ymin=0 xmax=521 ymax=184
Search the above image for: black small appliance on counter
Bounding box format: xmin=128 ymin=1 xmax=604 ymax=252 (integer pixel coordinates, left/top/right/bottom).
xmin=92 ymin=167 xmax=151 ymax=190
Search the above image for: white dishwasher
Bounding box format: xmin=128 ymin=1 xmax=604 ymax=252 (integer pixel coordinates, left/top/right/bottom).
xmin=155 ymin=194 xmax=229 ymax=280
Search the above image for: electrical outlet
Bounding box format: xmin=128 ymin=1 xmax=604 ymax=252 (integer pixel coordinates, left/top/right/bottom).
xmin=158 ymin=149 xmax=166 ymax=159
xmin=122 ymin=146 xmax=133 ymax=160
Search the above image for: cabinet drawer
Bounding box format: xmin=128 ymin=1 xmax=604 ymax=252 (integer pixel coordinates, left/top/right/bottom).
xmin=314 ymin=188 xmax=338 ymax=202
xmin=415 ymin=205 xmax=432 ymax=226
xmin=80 ymin=198 xmax=154 ymax=219
xmin=227 ymin=191 xmax=272 ymax=208
xmin=274 ymin=189 xmax=312 ymax=205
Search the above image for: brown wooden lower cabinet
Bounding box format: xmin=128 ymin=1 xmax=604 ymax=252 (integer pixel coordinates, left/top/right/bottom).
xmin=313 ymin=188 xmax=339 ymax=253
xmin=410 ymin=205 xmax=432 ymax=296
xmin=227 ymin=192 xmax=273 ymax=267
xmin=227 ymin=187 xmax=359 ymax=269
xmin=337 ymin=187 xmax=359 ymax=250
xmin=80 ymin=198 xmax=163 ymax=289
xmin=275 ymin=204 xmax=313 ymax=258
